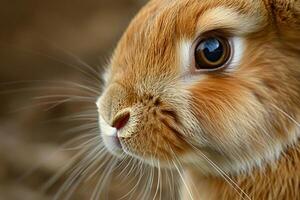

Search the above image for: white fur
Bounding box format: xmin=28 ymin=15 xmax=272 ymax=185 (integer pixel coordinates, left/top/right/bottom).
xmin=99 ymin=115 xmax=117 ymax=137
xmin=102 ymin=66 xmax=111 ymax=85
xmin=196 ymin=6 xmax=263 ymax=35
xmin=178 ymin=39 xmax=207 ymax=84
xmin=228 ymin=37 xmax=244 ymax=71
xmin=178 ymin=39 xmax=192 ymax=73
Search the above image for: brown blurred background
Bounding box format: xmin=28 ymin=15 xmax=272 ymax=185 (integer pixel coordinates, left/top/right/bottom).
xmin=0 ymin=1 xmax=160 ymax=199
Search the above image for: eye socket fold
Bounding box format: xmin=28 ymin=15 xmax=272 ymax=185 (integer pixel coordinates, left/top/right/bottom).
xmin=194 ymin=37 xmax=231 ymax=71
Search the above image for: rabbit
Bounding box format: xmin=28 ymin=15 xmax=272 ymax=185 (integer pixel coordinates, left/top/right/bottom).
xmin=96 ymin=0 xmax=300 ymax=199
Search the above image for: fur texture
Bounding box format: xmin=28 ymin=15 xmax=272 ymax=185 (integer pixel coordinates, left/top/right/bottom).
xmin=97 ymin=0 xmax=300 ymax=199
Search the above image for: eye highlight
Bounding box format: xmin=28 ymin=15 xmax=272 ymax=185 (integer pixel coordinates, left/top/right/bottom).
xmin=194 ymin=37 xmax=231 ymax=71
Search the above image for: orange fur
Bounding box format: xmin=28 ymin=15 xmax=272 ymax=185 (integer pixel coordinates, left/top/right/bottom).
xmin=97 ymin=0 xmax=300 ymax=199
xmin=183 ymin=140 xmax=300 ymax=199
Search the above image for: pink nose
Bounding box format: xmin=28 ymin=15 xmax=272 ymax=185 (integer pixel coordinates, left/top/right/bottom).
xmin=112 ymin=112 xmax=130 ymax=130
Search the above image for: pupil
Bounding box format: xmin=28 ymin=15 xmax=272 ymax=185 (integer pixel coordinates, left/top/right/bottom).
xmin=202 ymin=38 xmax=223 ymax=62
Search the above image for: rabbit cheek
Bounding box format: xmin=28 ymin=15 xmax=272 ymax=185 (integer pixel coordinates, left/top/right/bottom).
xmin=188 ymin=78 xmax=270 ymax=167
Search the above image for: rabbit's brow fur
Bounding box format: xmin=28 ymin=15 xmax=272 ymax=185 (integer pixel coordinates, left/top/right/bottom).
xmin=97 ymin=0 xmax=300 ymax=199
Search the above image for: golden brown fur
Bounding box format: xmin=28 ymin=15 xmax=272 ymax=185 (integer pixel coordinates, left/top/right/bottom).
xmin=97 ymin=0 xmax=300 ymax=199
xmin=183 ymin=140 xmax=300 ymax=199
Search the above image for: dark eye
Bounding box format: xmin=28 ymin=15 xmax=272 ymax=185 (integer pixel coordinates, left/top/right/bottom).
xmin=194 ymin=37 xmax=231 ymax=71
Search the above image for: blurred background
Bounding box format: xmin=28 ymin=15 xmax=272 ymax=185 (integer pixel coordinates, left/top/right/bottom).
xmin=0 ymin=0 xmax=168 ymax=199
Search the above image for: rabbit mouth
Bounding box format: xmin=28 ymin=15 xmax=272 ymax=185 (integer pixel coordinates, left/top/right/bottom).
xmin=99 ymin=115 xmax=125 ymax=156
xmin=102 ymin=134 xmax=124 ymax=156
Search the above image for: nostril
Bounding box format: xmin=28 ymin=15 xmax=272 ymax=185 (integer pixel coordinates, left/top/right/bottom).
xmin=112 ymin=112 xmax=130 ymax=130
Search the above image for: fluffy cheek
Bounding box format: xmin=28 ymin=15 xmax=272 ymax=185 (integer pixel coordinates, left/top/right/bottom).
xmin=188 ymin=77 xmax=274 ymax=166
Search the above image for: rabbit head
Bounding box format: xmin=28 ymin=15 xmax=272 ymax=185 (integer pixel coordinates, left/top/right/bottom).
xmin=97 ymin=0 xmax=300 ymax=175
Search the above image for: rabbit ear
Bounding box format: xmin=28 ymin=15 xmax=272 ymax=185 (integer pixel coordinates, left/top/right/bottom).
xmin=267 ymin=0 xmax=300 ymax=48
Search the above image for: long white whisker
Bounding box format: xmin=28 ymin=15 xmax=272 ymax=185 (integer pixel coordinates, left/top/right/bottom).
xmin=91 ymin=158 xmax=117 ymax=200
xmin=172 ymin=160 xmax=194 ymax=200
xmin=53 ymin=145 xmax=105 ymax=200
xmin=29 ymin=34 xmax=103 ymax=83
xmin=41 ymin=146 xmax=90 ymax=192
xmin=2 ymin=42 xmax=102 ymax=87
xmin=272 ymin=104 xmax=300 ymax=128
xmin=168 ymin=146 xmax=194 ymax=200
xmin=117 ymin=159 xmax=144 ymax=200
xmin=188 ymin=142 xmax=251 ymax=200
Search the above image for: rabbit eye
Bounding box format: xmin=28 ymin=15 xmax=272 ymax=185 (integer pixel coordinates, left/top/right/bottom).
xmin=194 ymin=37 xmax=231 ymax=71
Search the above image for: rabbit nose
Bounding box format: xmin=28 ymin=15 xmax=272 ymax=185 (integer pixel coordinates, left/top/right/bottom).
xmin=112 ymin=111 xmax=130 ymax=130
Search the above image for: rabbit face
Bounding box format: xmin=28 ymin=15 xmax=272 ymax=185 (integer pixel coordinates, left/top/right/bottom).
xmin=97 ymin=0 xmax=300 ymax=174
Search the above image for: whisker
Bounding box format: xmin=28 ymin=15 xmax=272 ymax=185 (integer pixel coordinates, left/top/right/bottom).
xmin=167 ymin=143 xmax=195 ymax=200
xmin=117 ymin=156 xmax=134 ymax=180
xmin=188 ymin=142 xmax=252 ymax=200
xmin=34 ymin=94 xmax=96 ymax=102
xmin=63 ymin=124 xmax=98 ymax=135
xmin=152 ymin=160 xmax=161 ymax=200
xmin=158 ymin=162 xmax=162 ymax=200
xmin=41 ymin=136 xmax=101 ymax=192
xmin=63 ymin=135 xmax=101 ymax=151
xmin=53 ymin=144 xmax=105 ymax=200
xmin=272 ymin=104 xmax=300 ymax=128
xmin=19 ymin=132 xmax=97 ymax=182
xmin=90 ymin=158 xmax=117 ymax=200
xmin=0 ymin=80 xmax=100 ymax=96
xmin=40 ymin=145 xmax=91 ymax=192
xmin=27 ymin=34 xmax=103 ymax=83
xmin=0 ymin=42 xmax=102 ymax=87
xmin=62 ymin=152 xmax=107 ymax=200
xmin=42 ymin=109 xmax=97 ymax=124
xmin=84 ymin=152 xmax=113 ymax=181
xmin=117 ymin=160 xmax=145 ymax=200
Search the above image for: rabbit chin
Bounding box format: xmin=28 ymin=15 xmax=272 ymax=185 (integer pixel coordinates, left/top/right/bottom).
xmin=100 ymin=127 xmax=188 ymax=168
